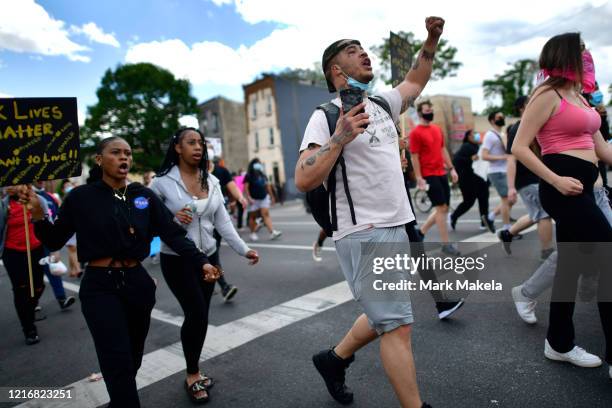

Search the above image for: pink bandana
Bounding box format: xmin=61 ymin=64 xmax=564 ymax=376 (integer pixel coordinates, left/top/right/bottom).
xmin=539 ymin=50 xmax=596 ymax=93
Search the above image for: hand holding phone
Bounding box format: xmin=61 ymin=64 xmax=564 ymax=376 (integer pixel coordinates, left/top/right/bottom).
xmin=340 ymin=87 xmax=366 ymax=124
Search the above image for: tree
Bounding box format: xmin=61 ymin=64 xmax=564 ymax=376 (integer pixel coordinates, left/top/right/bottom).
xmin=370 ymin=31 xmax=462 ymax=85
xmin=608 ymin=83 xmax=612 ymax=106
xmin=81 ymin=63 xmax=198 ymax=172
xmin=482 ymin=59 xmax=538 ymax=116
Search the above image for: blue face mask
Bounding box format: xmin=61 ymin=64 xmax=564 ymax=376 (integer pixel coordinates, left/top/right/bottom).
xmin=346 ymin=76 xmax=371 ymax=92
xmin=591 ymin=90 xmax=603 ymax=106
xmin=253 ymin=163 xmax=263 ymax=172
xmin=473 ymin=133 xmax=481 ymax=143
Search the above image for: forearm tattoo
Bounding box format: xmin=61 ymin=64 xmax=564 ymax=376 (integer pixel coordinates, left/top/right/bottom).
xmin=300 ymin=143 xmax=332 ymax=170
xmin=411 ymin=48 xmax=436 ymax=71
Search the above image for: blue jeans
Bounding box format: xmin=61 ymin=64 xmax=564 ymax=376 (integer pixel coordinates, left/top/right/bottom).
xmin=42 ymin=248 xmax=66 ymax=300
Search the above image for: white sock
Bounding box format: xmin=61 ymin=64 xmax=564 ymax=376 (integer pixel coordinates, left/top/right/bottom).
xmin=503 ymin=224 xmax=512 ymax=230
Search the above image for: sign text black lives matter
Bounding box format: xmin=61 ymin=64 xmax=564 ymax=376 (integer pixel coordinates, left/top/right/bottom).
xmin=0 ymin=98 xmax=81 ymax=187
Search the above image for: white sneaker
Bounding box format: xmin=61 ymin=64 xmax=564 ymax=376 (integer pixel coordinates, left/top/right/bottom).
xmin=312 ymin=241 xmax=322 ymax=262
xmin=544 ymin=339 xmax=602 ymax=368
xmin=270 ymin=230 xmax=282 ymax=240
xmin=511 ymin=286 xmax=537 ymax=324
xmin=249 ymin=233 xmax=259 ymax=241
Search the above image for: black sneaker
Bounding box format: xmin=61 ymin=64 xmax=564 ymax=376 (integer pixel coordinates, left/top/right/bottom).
xmin=437 ymin=299 xmax=465 ymax=320
xmin=312 ymin=348 xmax=355 ymax=405
xmin=480 ymin=214 xmax=495 ymax=234
xmin=422 ymin=403 xmax=433 ymax=408
xmin=449 ymin=215 xmax=457 ymax=231
xmin=221 ymin=285 xmax=238 ymax=303
xmin=59 ymin=296 xmax=76 ymax=310
xmin=25 ymin=330 xmax=40 ymax=345
xmin=497 ymin=229 xmax=513 ymax=255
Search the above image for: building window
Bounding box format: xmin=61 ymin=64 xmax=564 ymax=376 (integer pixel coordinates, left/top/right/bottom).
xmin=212 ymin=113 xmax=219 ymax=132
xmin=269 ymin=128 xmax=274 ymax=146
xmin=255 ymin=131 xmax=259 ymax=151
xmin=266 ymin=95 xmax=272 ymax=115
xmin=251 ymin=101 xmax=257 ymax=119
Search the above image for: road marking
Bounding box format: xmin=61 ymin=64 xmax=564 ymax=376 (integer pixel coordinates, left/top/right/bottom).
xmin=229 ymin=242 xmax=336 ymax=252
xmin=24 ymin=226 xmax=540 ymax=407
xmin=17 ymin=282 xmax=353 ymax=407
xmin=272 ymin=218 xmax=523 ymax=226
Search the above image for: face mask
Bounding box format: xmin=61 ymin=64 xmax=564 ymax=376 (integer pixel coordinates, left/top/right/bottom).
xmin=473 ymin=133 xmax=481 ymax=143
xmin=494 ymin=118 xmax=505 ymax=127
xmin=541 ymin=50 xmax=596 ymax=93
xmin=591 ymin=90 xmax=603 ymax=106
xmin=338 ymin=68 xmax=371 ymax=93
xmin=346 ymin=76 xmax=371 ymax=92
xmin=64 ymin=186 xmax=73 ymax=194
xmin=253 ymin=163 xmax=263 ymax=172
xmin=421 ymin=112 xmax=434 ymax=122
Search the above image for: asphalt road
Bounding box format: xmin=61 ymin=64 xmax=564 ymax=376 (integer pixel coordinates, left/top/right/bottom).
xmin=1 ymin=192 xmax=610 ymax=408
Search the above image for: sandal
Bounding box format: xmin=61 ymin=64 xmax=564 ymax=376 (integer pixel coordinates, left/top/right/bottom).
xmin=185 ymin=379 xmax=210 ymax=404
xmin=200 ymin=374 xmax=215 ymax=389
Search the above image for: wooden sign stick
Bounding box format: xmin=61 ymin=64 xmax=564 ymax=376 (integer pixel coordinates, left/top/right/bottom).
xmin=22 ymin=205 xmax=35 ymax=298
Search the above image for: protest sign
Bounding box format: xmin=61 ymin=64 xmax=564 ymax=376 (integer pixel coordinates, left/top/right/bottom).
xmin=0 ymin=97 xmax=81 ymax=187
xmin=390 ymin=32 xmax=413 ymax=87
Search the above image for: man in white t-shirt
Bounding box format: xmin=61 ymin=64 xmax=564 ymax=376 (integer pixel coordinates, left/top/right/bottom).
xmin=295 ymin=17 xmax=445 ymax=408
xmin=482 ymin=111 xmax=512 ymax=230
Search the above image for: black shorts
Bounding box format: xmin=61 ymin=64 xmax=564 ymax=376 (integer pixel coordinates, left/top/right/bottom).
xmin=424 ymin=175 xmax=450 ymax=206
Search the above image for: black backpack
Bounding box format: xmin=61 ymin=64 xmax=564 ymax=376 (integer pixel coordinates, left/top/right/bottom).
xmin=306 ymin=96 xmax=395 ymax=237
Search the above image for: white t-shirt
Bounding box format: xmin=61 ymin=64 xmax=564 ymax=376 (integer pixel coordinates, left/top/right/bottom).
xmin=482 ymin=129 xmax=507 ymax=174
xmin=300 ymin=89 xmax=415 ymax=240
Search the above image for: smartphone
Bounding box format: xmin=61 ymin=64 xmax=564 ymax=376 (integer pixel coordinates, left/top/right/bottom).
xmin=339 ymin=87 xmax=366 ymax=128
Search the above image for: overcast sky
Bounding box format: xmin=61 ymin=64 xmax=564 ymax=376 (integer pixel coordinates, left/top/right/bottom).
xmin=1 ymin=0 xmax=611 ymax=124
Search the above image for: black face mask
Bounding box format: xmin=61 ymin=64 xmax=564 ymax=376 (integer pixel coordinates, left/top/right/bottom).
xmin=494 ymin=118 xmax=505 ymax=127
xmin=422 ymin=113 xmax=434 ymax=122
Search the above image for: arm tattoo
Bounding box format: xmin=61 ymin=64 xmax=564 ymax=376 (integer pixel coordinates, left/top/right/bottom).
xmin=300 ymin=141 xmax=333 ymax=170
xmin=411 ymin=48 xmax=436 ymax=70
xmin=401 ymin=96 xmax=417 ymax=112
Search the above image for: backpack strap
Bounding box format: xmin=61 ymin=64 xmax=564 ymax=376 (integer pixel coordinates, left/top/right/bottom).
xmin=369 ymin=95 xmax=392 ymax=118
xmin=314 ymin=102 xmax=357 ymax=229
xmin=316 ymin=102 xmax=341 ymax=136
xmin=339 ymin=157 xmax=356 ymax=225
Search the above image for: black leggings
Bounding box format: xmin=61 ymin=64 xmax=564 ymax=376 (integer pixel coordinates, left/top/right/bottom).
xmin=452 ymin=173 xmax=489 ymax=221
xmin=213 ymin=229 xmax=230 ymax=290
xmin=2 ymin=247 xmax=45 ymax=335
xmin=539 ymin=154 xmax=612 ymax=363
xmin=80 ymin=265 xmax=156 ymax=408
xmin=161 ymin=251 xmax=218 ymax=374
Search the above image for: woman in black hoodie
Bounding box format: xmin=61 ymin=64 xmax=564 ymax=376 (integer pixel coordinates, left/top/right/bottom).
xmin=22 ymin=136 xmax=218 ymax=408
xmin=449 ymin=129 xmax=493 ymax=232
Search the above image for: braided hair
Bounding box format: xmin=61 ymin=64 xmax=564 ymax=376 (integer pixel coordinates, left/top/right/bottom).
xmin=157 ymin=127 xmax=209 ymax=191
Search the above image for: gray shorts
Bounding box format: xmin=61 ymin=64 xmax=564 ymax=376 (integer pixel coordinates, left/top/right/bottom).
xmin=334 ymin=226 xmax=413 ymax=335
xmin=519 ymin=184 xmax=550 ymax=222
xmin=488 ymin=172 xmax=508 ymax=197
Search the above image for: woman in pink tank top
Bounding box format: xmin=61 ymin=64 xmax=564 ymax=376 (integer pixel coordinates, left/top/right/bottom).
xmin=512 ymin=33 xmax=612 ymax=377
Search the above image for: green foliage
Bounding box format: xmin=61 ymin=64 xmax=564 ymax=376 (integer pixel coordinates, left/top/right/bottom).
xmin=370 ymin=31 xmax=462 ymax=84
xmin=81 ymin=63 xmax=198 ymax=172
xmin=482 ymin=59 xmax=537 ymax=116
xmin=608 ymin=83 xmax=612 ymax=106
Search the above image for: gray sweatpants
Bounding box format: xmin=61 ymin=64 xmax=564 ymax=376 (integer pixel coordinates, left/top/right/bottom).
xmin=521 ymin=186 xmax=612 ymax=299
